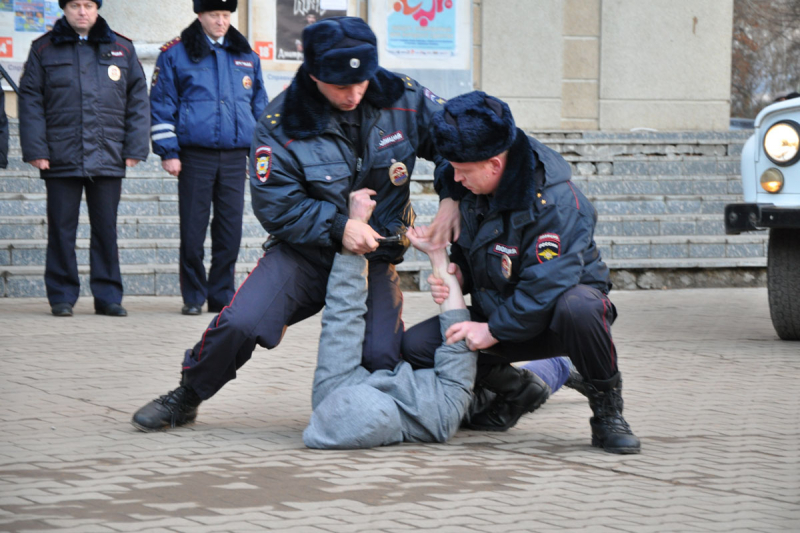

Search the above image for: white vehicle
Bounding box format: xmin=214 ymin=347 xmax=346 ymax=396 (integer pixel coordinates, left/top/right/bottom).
xmin=725 ymin=97 xmax=800 ymax=340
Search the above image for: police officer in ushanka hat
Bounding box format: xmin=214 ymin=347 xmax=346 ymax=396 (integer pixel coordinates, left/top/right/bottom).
xmin=150 ymin=0 xmax=268 ymax=316
xmin=402 ymin=91 xmax=642 ymax=454
xmin=132 ymin=16 xmax=464 ymax=433
xmin=19 ymin=0 xmax=149 ymax=317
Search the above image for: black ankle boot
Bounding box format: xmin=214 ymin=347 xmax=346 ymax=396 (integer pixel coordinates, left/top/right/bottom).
xmin=131 ymin=384 xmax=203 ymax=432
xmin=462 ymin=365 xmax=550 ymax=432
xmin=586 ymin=373 xmax=640 ymax=454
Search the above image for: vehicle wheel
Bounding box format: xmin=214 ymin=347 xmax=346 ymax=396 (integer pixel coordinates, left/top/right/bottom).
xmin=767 ymin=228 xmax=800 ymax=340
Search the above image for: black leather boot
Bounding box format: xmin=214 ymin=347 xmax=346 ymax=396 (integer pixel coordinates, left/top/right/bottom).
xmin=462 ymin=365 xmax=551 ymax=432
xmin=131 ymin=383 xmax=202 ymax=432
xmin=586 ymin=372 xmax=640 ymax=454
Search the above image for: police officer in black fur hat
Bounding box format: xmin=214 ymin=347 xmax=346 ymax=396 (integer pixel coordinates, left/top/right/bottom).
xmin=150 ymin=0 xmax=268 ymax=316
xmin=18 ymin=0 xmax=149 ymax=317
xmin=402 ymin=91 xmax=641 ymax=454
xmin=131 ymin=16 xmax=463 ymax=432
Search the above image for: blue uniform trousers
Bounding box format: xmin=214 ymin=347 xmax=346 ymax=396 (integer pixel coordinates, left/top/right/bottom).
xmin=44 ymin=177 xmax=123 ymax=309
xmin=181 ymin=244 xmax=404 ymax=400
xmin=178 ymin=147 xmax=247 ymax=310
xmin=402 ymin=284 xmax=618 ymax=384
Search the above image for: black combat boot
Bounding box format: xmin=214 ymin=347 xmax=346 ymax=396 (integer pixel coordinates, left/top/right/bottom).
xmin=585 ymin=372 xmax=640 ymax=454
xmin=131 ymin=383 xmax=202 ymax=432
xmin=462 ymin=365 xmax=551 ymax=432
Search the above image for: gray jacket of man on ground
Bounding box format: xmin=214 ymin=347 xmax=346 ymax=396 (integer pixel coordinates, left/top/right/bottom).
xmin=303 ymin=254 xmax=477 ymax=449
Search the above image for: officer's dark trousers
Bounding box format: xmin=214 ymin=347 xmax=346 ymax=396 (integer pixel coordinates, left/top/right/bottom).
xmin=178 ymin=147 xmax=247 ymax=310
xmin=402 ymin=284 xmax=618 ymax=384
xmin=44 ymin=177 xmax=123 ymax=308
xmin=181 ymin=245 xmax=404 ymax=400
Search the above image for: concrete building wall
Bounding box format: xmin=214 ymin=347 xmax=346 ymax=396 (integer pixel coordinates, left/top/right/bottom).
xmin=4 ymin=0 xmax=734 ymax=131
xmin=475 ymin=0 xmax=733 ymax=131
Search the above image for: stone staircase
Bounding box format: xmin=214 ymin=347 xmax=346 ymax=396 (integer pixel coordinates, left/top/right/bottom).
xmin=0 ymin=121 xmax=760 ymax=297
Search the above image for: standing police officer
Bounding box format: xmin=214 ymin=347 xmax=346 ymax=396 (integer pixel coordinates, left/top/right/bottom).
xmin=131 ymin=17 xmax=460 ymax=432
xmin=403 ymin=92 xmax=641 ymax=454
xmin=150 ymin=0 xmax=268 ymax=315
xmin=18 ymin=0 xmax=149 ymax=317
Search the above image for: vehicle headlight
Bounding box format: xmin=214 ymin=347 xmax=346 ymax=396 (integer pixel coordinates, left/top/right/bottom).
xmin=760 ymin=168 xmax=784 ymax=193
xmin=763 ymin=121 xmax=800 ymax=165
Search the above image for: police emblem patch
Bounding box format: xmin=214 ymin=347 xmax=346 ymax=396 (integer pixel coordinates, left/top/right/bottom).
xmin=242 ymin=75 xmax=252 ymax=89
xmin=492 ymin=243 xmax=519 ymax=257
xmin=536 ymin=233 xmax=561 ymax=263
xmin=501 ymin=254 xmax=512 ymax=279
xmin=255 ymin=145 xmax=271 ymax=183
xmin=423 ymin=87 xmax=446 ymax=105
xmin=378 ymin=131 xmax=404 ymax=150
xmin=108 ymin=65 xmax=121 ymax=82
xmin=151 ymin=66 xmax=159 ymax=88
xmin=389 ymin=161 xmax=409 ymax=186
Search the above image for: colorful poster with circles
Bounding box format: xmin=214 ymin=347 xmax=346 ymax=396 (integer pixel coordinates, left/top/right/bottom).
xmin=387 ymin=0 xmax=456 ymax=57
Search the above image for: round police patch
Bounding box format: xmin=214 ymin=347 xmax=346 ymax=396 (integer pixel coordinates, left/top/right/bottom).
xmin=242 ymin=75 xmax=252 ymax=90
xmin=389 ymin=161 xmax=409 ymax=186
xmin=151 ymin=66 xmax=160 ymax=88
xmin=108 ymin=65 xmax=121 ymax=82
xmin=536 ymin=233 xmax=561 ymax=263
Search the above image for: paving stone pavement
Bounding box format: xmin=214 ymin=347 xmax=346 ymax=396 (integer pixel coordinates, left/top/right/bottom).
xmin=1 ymin=288 xmax=798 ymax=532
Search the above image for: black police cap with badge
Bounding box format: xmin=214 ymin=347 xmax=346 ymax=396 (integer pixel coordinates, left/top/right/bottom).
xmin=302 ymin=16 xmax=379 ymax=86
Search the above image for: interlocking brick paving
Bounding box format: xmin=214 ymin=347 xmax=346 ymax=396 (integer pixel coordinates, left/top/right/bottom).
xmin=1 ymin=288 xmax=798 ymax=532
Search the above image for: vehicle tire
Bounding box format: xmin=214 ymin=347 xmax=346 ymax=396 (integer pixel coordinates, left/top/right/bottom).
xmin=767 ymin=228 xmax=800 ymax=340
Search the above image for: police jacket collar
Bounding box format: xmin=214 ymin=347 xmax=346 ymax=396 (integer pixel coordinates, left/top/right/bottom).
xmin=282 ymin=64 xmax=405 ymax=140
xmin=180 ymin=19 xmax=252 ymax=62
xmin=51 ymin=15 xmax=114 ymax=46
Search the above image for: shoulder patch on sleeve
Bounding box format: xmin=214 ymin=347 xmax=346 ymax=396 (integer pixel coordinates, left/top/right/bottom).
xmin=422 ymin=87 xmax=447 ymax=106
xmin=160 ymin=37 xmax=181 ymax=52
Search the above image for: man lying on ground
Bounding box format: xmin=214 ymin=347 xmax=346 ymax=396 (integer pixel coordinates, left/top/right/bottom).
xmin=303 ymin=189 xmax=476 ymax=449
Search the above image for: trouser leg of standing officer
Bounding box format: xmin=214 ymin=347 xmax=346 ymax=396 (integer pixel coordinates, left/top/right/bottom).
xmin=207 ymin=149 xmax=246 ymax=311
xmin=84 ymin=177 xmax=123 ymax=309
xmin=178 ymin=148 xmax=217 ymax=308
xmin=180 ymin=246 xmax=404 ymax=400
xmin=402 ymin=284 xmax=618 ymax=382
xmin=44 ymin=178 xmax=84 ymax=306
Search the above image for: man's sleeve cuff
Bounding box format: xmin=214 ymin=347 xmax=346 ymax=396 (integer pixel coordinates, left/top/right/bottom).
xmin=331 ymin=213 xmax=349 ymax=243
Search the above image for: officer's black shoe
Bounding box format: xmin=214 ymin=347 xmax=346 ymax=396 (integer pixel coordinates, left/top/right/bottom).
xmin=462 ymin=366 xmax=551 ymax=432
xmin=181 ymin=304 xmax=202 ymax=316
xmin=564 ymin=365 xmax=589 ymax=398
xmin=95 ymin=303 xmax=127 ymax=317
xmin=586 ymin=372 xmax=640 ymax=454
xmin=131 ymin=385 xmax=203 ymax=432
xmin=51 ymin=303 xmax=74 ymax=317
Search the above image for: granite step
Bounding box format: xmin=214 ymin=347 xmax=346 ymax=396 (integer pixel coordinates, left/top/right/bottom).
xmin=593 ymin=234 xmax=767 ymax=262
xmin=0 ymin=256 xmax=433 ymax=298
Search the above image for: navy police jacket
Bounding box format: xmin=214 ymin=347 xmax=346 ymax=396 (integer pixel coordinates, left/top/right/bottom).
xmin=447 ymin=130 xmax=611 ymax=343
xmin=250 ymin=65 xmax=451 ymax=267
xmin=150 ymin=20 xmax=268 ymax=159
xmin=18 ymin=16 xmax=149 ymax=178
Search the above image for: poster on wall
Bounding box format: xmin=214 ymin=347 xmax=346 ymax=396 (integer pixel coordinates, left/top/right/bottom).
xmin=369 ymin=0 xmax=470 ymax=73
xmin=249 ymin=0 xmax=357 ymax=99
xmin=1 ymin=0 xmax=63 ymax=88
xmin=387 ymin=0 xmax=455 ymax=58
xmin=274 ymin=0 xmax=348 ymax=62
